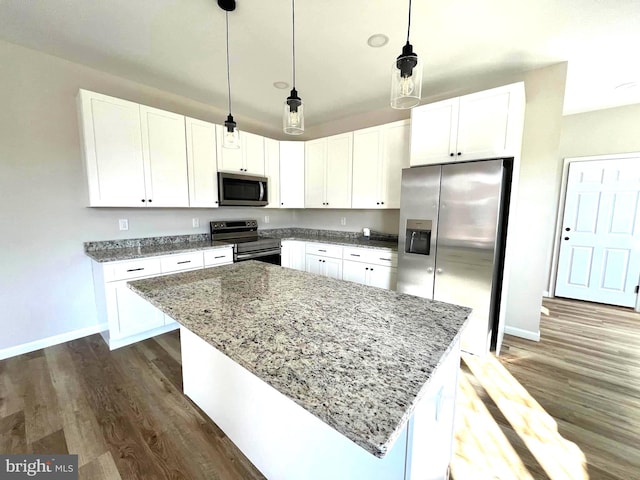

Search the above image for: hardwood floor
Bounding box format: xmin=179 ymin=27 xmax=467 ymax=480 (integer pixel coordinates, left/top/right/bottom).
xmin=1 ymin=297 xmax=638 ymax=479
xmin=452 ymin=297 xmax=640 ymax=480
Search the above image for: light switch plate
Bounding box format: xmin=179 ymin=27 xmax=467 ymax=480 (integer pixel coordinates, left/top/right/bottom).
xmin=118 ymin=219 xmax=129 ymax=231
xmin=340 ymin=217 xmax=347 ymax=226
xmin=192 ymin=218 xmax=200 ymax=228
xmin=264 ymin=215 xmax=270 ymax=224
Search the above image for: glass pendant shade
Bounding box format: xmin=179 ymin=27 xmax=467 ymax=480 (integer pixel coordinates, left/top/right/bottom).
xmin=283 ymin=88 xmax=304 ymax=135
xmin=390 ymin=42 xmax=422 ymax=109
xmin=222 ymin=114 xmax=240 ymax=149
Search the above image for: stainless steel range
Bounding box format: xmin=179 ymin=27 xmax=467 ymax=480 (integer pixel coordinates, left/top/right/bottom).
xmin=210 ymin=220 xmax=281 ymax=265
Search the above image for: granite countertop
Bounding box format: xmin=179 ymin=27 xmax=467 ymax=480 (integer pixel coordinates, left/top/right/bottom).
xmin=260 ymin=231 xmax=398 ymax=251
xmin=128 ymin=261 xmax=470 ymax=458
xmin=84 ymin=240 xmax=233 ymax=263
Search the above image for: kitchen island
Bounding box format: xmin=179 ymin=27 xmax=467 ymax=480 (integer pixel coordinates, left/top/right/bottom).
xmin=128 ymin=261 xmax=470 ymax=480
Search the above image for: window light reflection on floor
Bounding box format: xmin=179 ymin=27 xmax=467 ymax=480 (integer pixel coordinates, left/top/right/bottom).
xmin=454 ymin=353 xmax=588 ymax=480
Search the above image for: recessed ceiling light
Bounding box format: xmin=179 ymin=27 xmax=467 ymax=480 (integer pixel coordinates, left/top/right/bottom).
xmin=615 ymin=81 xmax=638 ymax=91
xmin=367 ymin=34 xmax=389 ymax=48
xmin=273 ymin=81 xmax=289 ymax=90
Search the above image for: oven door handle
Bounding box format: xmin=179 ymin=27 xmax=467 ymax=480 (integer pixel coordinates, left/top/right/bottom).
xmin=235 ymin=250 xmax=281 ymax=261
xmin=259 ymin=181 xmax=265 ymax=201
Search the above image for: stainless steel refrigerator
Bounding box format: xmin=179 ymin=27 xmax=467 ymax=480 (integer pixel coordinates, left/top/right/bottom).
xmin=397 ymin=159 xmax=512 ymax=356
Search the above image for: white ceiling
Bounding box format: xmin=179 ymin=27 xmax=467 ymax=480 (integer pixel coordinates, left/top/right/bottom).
xmin=1 ymin=0 xmax=639 ymax=130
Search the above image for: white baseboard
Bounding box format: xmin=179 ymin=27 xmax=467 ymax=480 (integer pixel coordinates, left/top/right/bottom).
xmin=0 ymin=323 xmax=108 ymax=361
xmin=504 ymin=326 xmax=540 ymax=342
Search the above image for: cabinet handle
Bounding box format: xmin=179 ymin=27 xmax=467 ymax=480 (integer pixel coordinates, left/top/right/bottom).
xmin=449 ymin=153 xmax=454 ymax=157
xmin=376 ymin=202 xmax=380 ymax=205
xmin=380 ymin=258 xmax=391 ymax=261
xmin=281 ymin=202 xmax=284 ymax=205
xmin=381 ymin=202 xmax=384 ymax=205
xmin=126 ymin=267 xmax=144 ymax=272
xmin=141 ymin=199 xmax=146 ymax=203
xmin=370 ymin=268 xmax=374 ymax=271
xmin=215 ymin=200 xmax=219 ymax=204
xmin=318 ymin=249 xmax=327 ymax=252
xmin=214 ymin=255 xmax=226 ymax=259
xmin=565 ymin=227 xmax=571 ymax=232
xmin=177 ymin=260 xmax=191 ymax=264
xmin=457 ymin=152 xmax=462 ymax=156
xmin=365 ymin=267 xmax=369 ymax=270
xmin=350 ymin=254 xmax=360 ymax=257
xmin=564 ymin=237 xmax=570 ymax=240
xmin=148 ymin=199 xmax=153 ymax=203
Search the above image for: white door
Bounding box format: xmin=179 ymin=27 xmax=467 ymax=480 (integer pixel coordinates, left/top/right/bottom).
xmin=409 ymin=99 xmax=458 ymax=166
xmin=556 ymin=158 xmax=640 ymax=307
xmin=323 ymin=257 xmax=343 ymax=280
xmin=215 ymin=125 xmax=243 ymax=173
xmin=342 ymin=260 xmax=367 ymax=285
xmin=305 ymin=139 xmax=327 ymax=208
xmin=280 ymin=142 xmax=305 ymax=208
xmin=305 ymin=254 xmax=324 ymax=275
xmin=264 ymin=138 xmax=280 ymax=208
xmin=380 ymin=120 xmax=410 ymax=209
xmin=368 ymin=265 xmax=397 ymax=290
xmin=352 ymin=127 xmax=382 ymax=208
xmin=325 ymin=133 xmax=353 ymax=208
xmin=242 ymin=132 xmax=265 ymax=175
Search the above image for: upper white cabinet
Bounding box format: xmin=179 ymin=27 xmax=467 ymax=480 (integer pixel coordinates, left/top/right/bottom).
xmin=305 ymin=133 xmax=353 ymax=209
xmin=264 ymin=138 xmax=280 ymax=208
xmin=78 ymin=90 xmax=189 ymax=207
xmin=215 ymin=127 xmax=265 ymax=176
xmin=410 ymin=82 xmax=525 ymax=166
xmin=279 ymin=141 xmax=305 ymax=208
xmin=185 ymin=117 xmax=219 ymax=208
xmin=139 ymin=105 xmax=189 ymax=207
xmin=78 ymin=90 xmax=146 ymax=207
xmin=352 ymin=119 xmax=410 ymax=209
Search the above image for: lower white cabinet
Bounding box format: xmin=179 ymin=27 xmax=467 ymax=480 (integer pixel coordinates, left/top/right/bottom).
xmin=342 ymin=246 xmax=398 ymax=290
xmin=281 ymin=240 xmax=306 ymax=270
xmin=305 ymin=254 xmax=343 ymax=280
xmin=92 ymin=246 xmax=233 ymax=350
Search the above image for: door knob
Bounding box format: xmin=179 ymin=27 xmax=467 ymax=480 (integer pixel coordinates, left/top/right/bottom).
xmin=564 ymin=237 xmax=570 ymax=240
xmin=565 ymin=227 xmax=571 ymax=231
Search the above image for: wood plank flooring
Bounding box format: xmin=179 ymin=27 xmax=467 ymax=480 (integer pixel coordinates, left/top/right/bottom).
xmin=1 ymin=297 xmax=638 ymax=479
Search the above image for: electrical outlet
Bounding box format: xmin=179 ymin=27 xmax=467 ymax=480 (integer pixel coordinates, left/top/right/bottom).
xmin=340 ymin=217 xmax=347 ymax=226
xmin=192 ymin=217 xmax=200 ymax=228
xmin=264 ymin=215 xmax=270 ymax=224
xmin=118 ymin=219 xmax=129 ymax=231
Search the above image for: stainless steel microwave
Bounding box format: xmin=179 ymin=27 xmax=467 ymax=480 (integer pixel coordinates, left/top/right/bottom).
xmin=218 ymin=172 xmax=269 ymax=206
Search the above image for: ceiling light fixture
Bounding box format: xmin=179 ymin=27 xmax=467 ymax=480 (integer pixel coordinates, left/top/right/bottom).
xmin=219 ymin=0 xmax=240 ymax=149
xmin=390 ymin=0 xmax=422 ymax=109
xmin=283 ymin=0 xmax=304 ymax=135
xmin=367 ymin=34 xmax=389 ymax=48
xmin=273 ymin=81 xmax=290 ymax=89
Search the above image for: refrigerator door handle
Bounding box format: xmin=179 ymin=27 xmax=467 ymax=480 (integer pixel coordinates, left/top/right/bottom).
xmin=436 ymin=268 xmax=443 ymax=274
xmin=427 ymin=267 xmax=434 ymax=273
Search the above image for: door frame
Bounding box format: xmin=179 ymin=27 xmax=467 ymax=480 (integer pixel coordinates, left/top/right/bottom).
xmin=549 ymin=151 xmax=640 ymax=312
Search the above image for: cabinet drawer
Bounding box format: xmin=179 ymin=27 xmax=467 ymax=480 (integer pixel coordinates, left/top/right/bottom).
xmin=343 ymin=247 xmax=398 ymax=267
xmin=305 ymin=243 xmax=343 ymax=259
xmin=160 ymin=251 xmax=204 ymax=273
xmin=204 ymin=247 xmax=234 ymax=266
xmin=104 ymin=258 xmax=162 ymax=282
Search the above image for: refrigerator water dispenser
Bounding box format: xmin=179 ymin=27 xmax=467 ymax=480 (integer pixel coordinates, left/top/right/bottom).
xmin=405 ymin=219 xmax=432 ymax=255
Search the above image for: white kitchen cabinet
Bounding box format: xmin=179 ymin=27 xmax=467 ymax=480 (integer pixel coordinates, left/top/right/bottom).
xmin=352 ymin=120 xmax=410 ymax=209
xmin=78 ymin=90 xmax=147 ymax=207
xmin=305 ymin=133 xmax=353 ymax=208
xmin=264 ymin=138 xmax=280 ymax=208
xmin=305 ymin=254 xmax=342 ymax=279
xmin=186 ymin=117 xmax=219 ymax=208
xmin=92 ymin=246 xmax=233 ymax=350
xmin=410 ymin=82 xmax=525 ymax=166
xmin=78 ymin=90 xmax=190 ymax=208
xmin=281 ymin=240 xmax=306 ymax=270
xmin=279 ymin=141 xmax=305 ymax=208
xmin=342 ymin=246 xmax=398 ymax=290
xmin=215 ymin=127 xmax=265 ymax=175
xmin=139 ymin=105 xmax=189 ymax=207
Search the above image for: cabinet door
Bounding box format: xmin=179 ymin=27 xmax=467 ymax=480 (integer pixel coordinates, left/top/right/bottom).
xmin=243 ymin=131 xmax=265 ymax=175
xmin=323 ymin=257 xmax=343 ymax=280
xmin=280 ymin=141 xmax=305 ymax=208
xmin=108 ymin=281 xmax=165 ymax=338
xmin=140 ymin=106 xmax=189 ymax=207
xmin=342 ymin=260 xmax=367 ymax=285
xmin=352 ymin=127 xmax=382 ymax=208
xmin=78 ymin=90 xmax=146 ymax=207
xmin=380 ymin=120 xmax=410 ymax=209
xmin=186 ymin=117 xmax=218 ymax=208
xmin=305 ymin=139 xmax=327 ymax=208
xmin=325 ymin=133 xmax=353 ymax=208
xmin=455 ymin=86 xmax=512 ymax=160
xmin=282 ymin=240 xmax=306 ymax=270
xmin=367 ymin=265 xmax=397 ymax=290
xmin=216 ymin=125 xmax=244 ymax=173
xmin=264 ymin=138 xmax=280 ymax=208
xmin=305 ymin=254 xmax=324 ymax=275
xmin=410 ymin=99 xmax=458 ymax=166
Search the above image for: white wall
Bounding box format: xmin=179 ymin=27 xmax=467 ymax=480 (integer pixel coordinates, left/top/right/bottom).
xmin=0 ymin=40 xmax=295 ymax=354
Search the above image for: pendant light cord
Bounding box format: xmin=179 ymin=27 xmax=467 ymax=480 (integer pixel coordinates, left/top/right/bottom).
xmin=406 ymin=0 xmax=412 ymax=43
xmin=291 ymin=0 xmax=296 ymax=88
xmin=225 ymin=11 xmax=232 ymax=115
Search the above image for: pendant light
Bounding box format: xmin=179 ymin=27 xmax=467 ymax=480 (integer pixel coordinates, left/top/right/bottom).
xmin=219 ymin=0 xmax=240 ymax=148
xmin=390 ymin=0 xmax=422 ymax=109
xmin=283 ymin=0 xmax=304 ymax=135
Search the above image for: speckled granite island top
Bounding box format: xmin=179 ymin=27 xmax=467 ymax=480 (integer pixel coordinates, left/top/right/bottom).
xmin=128 ymin=261 xmax=470 ymax=458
